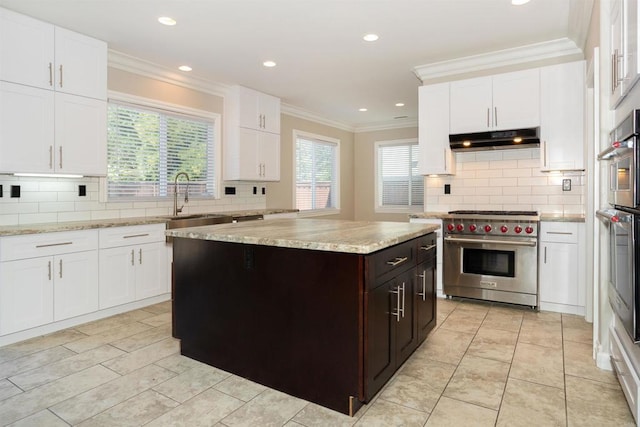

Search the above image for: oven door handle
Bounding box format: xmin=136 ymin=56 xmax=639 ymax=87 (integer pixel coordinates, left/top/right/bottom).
xmin=444 ymin=236 xmax=537 ymax=247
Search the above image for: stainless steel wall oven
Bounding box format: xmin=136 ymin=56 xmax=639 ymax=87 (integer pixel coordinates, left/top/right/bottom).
xmin=443 ymin=211 xmax=539 ymax=308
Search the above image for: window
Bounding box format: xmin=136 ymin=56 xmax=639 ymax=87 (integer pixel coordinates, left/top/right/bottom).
xmin=107 ymin=97 xmax=218 ymax=200
xmin=294 ymin=131 xmax=339 ymax=213
xmin=376 ymin=139 xmax=424 ymax=210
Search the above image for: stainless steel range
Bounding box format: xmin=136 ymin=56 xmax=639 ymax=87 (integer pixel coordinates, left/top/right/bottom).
xmin=443 ymin=210 xmax=540 ymax=308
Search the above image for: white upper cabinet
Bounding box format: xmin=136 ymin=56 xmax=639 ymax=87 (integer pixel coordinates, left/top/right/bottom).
xmin=0 ymin=8 xmax=106 ymax=100
xmin=610 ymin=0 xmax=640 ymax=108
xmin=418 ymin=83 xmax=455 ymax=175
xmin=449 ymin=69 xmax=540 ymax=134
xmin=224 ymin=85 xmax=281 ymax=181
xmin=540 ymin=61 xmax=585 ymax=171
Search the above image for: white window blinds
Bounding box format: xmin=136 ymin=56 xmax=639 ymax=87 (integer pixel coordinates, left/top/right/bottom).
xmin=295 ymin=136 xmax=338 ymax=211
xmin=107 ymin=102 xmax=215 ymax=199
xmin=378 ymin=142 xmax=424 ymax=208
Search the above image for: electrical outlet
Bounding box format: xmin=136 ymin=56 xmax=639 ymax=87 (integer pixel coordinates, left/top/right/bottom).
xmin=253 ymin=186 xmax=257 ymax=195
xmin=225 ymin=186 xmax=236 ymax=195
xmin=10 ymin=185 xmax=20 ymax=198
xmin=78 ymin=185 xmax=87 ymax=196
xmin=444 ymin=184 xmax=451 ymax=194
xmin=562 ymin=179 xmax=571 ymax=191
xmin=262 ymin=187 xmax=266 ymax=195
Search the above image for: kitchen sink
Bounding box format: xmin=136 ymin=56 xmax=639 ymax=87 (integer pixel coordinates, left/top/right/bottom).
xmin=164 ymin=213 xmax=233 ymax=230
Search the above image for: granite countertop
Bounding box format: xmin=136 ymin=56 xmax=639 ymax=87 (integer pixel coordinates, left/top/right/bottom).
xmin=166 ymin=218 xmax=440 ymax=254
xmin=0 ymin=209 xmax=298 ymax=237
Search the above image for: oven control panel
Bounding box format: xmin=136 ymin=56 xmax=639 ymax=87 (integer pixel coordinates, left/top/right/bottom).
xmin=445 ymin=219 xmax=538 ymax=237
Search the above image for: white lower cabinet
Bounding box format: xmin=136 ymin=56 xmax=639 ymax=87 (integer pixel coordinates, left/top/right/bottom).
xmin=98 ymin=224 xmax=168 ymax=309
xmin=0 ymin=230 xmax=99 ymax=335
xmin=538 ymin=221 xmax=585 ymax=315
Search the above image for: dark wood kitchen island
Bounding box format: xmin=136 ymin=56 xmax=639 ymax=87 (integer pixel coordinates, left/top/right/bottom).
xmin=166 ymin=218 xmax=438 ymax=416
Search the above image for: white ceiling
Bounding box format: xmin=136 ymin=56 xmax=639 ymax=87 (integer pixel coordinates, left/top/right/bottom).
xmin=0 ymin=0 xmax=592 ymax=130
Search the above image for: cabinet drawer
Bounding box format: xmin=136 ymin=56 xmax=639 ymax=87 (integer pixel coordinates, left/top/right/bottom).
xmin=0 ymin=230 xmax=98 ymax=261
xmin=369 ymin=239 xmax=415 ymax=287
xmin=540 ymin=222 xmax=578 ymax=243
xmin=416 ymin=233 xmax=436 ymax=264
xmin=610 ymin=325 xmax=639 ymax=421
xmin=99 ymin=224 xmax=166 ymax=249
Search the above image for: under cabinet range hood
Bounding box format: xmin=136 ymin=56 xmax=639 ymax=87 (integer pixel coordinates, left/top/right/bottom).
xmin=449 ymin=127 xmax=540 ymax=151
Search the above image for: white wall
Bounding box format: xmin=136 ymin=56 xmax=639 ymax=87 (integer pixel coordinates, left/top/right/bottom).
xmin=425 ymin=148 xmax=585 ymax=214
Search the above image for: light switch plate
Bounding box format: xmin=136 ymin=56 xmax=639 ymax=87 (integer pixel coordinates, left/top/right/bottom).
xmin=562 ymin=179 xmax=571 ymax=191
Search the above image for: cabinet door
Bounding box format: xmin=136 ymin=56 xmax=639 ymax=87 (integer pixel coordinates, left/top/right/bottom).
xmin=416 ymin=259 xmax=436 ymax=343
xmin=260 ymin=131 xmax=281 ymax=181
xmin=135 ymin=242 xmax=168 ymax=300
xmin=54 ymin=93 xmax=107 ymax=175
xmin=540 ymin=61 xmax=585 ymax=171
xmin=237 ymin=86 xmax=261 ymax=130
xmin=259 ymin=93 xmax=281 ymax=134
xmin=0 ymin=257 xmax=53 ymax=335
xmin=395 ymin=269 xmax=418 ymax=365
xmin=611 ymin=0 xmax=625 ymax=107
xmin=418 ymin=83 xmax=455 ymax=175
xmin=0 ymin=8 xmax=54 ymax=90
xmin=54 ymin=27 xmax=107 ymax=100
xmin=237 ymin=127 xmax=261 ymax=180
xmin=0 ymin=81 xmax=54 ymax=173
xmin=366 ymin=281 xmax=396 ymax=398
xmin=539 ymin=242 xmax=578 ymax=306
xmin=98 ymin=246 xmax=136 ymax=309
xmin=492 ymin=69 xmax=540 ymax=130
xmin=450 ymin=76 xmax=492 ymax=133
xmin=54 ymin=251 xmax=99 ymax=321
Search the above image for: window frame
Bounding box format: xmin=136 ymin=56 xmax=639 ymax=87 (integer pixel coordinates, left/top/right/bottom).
xmin=105 ymin=91 xmax=222 ymax=202
xmin=292 ymin=129 xmax=341 ymax=217
xmin=374 ymin=138 xmax=424 ymax=213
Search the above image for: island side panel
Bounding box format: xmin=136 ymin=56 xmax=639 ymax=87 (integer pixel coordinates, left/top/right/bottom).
xmin=173 ymin=238 xmax=365 ymax=415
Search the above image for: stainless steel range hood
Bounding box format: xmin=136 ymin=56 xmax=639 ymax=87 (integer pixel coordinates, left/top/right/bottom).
xmin=449 ymin=127 xmax=540 ymax=151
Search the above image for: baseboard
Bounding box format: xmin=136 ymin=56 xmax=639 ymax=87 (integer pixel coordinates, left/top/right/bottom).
xmin=595 ymin=337 xmax=613 ymax=371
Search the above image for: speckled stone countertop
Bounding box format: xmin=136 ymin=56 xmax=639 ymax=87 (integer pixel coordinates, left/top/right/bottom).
xmin=410 ymin=212 xmax=586 ymax=222
xmin=166 ymin=218 xmax=440 ymax=254
xmin=0 ymin=209 xmax=298 ymax=237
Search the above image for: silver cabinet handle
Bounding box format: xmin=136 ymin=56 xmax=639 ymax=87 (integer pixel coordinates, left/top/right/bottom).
xmin=494 ymin=106 xmax=498 ymax=127
xmin=263 ymin=115 xmax=266 ymax=129
xmin=59 ymin=259 xmax=63 ymax=279
xmin=49 ymin=62 xmax=53 ymax=87
xmin=444 ymin=236 xmax=537 ymax=247
xmin=139 ymin=248 xmax=142 ymax=264
xmin=544 ymin=246 xmax=547 ymax=263
xmin=386 ymin=256 xmax=408 ymax=266
xmin=49 ymin=146 xmax=53 ymax=169
xmin=443 ymin=148 xmax=447 ymax=170
xmin=131 ymin=249 xmax=135 ymax=266
xmin=36 ymin=241 xmax=73 ymax=248
xmin=123 ymin=233 xmax=150 ymax=239
xmin=487 ymin=107 xmax=490 ymax=128
xmin=400 ymin=281 xmax=406 ymax=318
xmin=612 ymin=53 xmax=616 ymax=94
xmin=59 ymin=146 xmax=63 ymax=169
xmin=420 ymin=244 xmax=436 ymax=251
xmin=390 ymin=286 xmax=401 ymax=322
xmin=542 ymin=140 xmax=547 ymax=168
xmin=48 ymin=260 xmax=52 ymax=280
xmin=546 ymin=231 xmax=573 ymax=235
xmin=59 ymin=64 xmax=63 ymax=87
xmin=418 ymin=270 xmax=426 ymax=301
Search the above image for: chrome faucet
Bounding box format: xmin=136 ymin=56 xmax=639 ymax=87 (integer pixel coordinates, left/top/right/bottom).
xmin=173 ymin=172 xmax=190 ymax=216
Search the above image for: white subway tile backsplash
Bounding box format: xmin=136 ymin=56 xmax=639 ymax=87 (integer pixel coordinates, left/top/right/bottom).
xmin=502 ymin=148 xmax=536 ymax=160
xmin=39 ymin=201 xmax=75 ymax=213
xmin=475 ymin=169 xmax=503 ymax=178
xmin=58 ymin=211 xmax=92 ymax=222
xmin=19 ymin=213 xmax=58 ymax=224
xmin=462 ymin=161 xmax=489 ymax=171
xmin=502 ymin=168 xmax=532 ymax=178
xmin=475 ymin=151 xmax=503 ymax=161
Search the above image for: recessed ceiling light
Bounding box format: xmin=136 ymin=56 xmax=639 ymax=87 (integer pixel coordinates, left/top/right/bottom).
xmin=263 ymin=60 xmax=277 ymax=68
xmin=395 ymin=103 xmax=405 ymax=107
xmin=178 ymin=65 xmax=192 ymax=72
xmin=158 ymin=16 xmax=176 ymax=26
xmin=463 ymin=141 xmax=471 ymax=147
xmin=513 ymin=137 xmax=523 ymax=143
xmin=363 ymin=33 xmax=379 ymax=42
xmin=511 ymin=0 xmax=530 ymax=5
xmin=359 ymin=108 xmax=368 ymax=112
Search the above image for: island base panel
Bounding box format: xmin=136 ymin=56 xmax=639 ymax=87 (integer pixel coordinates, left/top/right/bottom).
xmin=173 ymin=238 xmax=365 ymax=415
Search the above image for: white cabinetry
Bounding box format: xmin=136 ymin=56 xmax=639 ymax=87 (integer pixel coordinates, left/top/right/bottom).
xmin=224 ymin=85 xmax=281 ymax=181
xmin=0 ymin=230 xmax=99 ymax=335
xmin=409 ymin=218 xmax=443 ymax=296
xmin=0 ymin=7 xmax=107 ymax=176
xmin=98 ymin=224 xmax=168 ymax=309
xmin=539 ymin=222 xmax=585 ymax=315
xmin=540 ymin=61 xmax=585 ymax=171
xmin=449 ymin=69 xmax=540 ymax=134
xmin=418 ymin=83 xmax=455 ymax=175
xmin=610 ymin=0 xmax=640 ymax=108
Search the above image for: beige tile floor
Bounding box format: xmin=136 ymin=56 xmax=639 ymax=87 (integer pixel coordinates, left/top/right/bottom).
xmin=0 ymin=297 xmax=634 ymax=426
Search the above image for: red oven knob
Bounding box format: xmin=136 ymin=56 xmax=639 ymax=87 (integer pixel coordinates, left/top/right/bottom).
xmin=500 ymin=225 xmax=508 ymax=233
xmin=514 ymin=225 xmax=523 ymax=234
xmin=456 ymin=224 xmax=464 ymax=231
xmin=611 ymin=216 xmax=619 ymax=223
xmin=469 ymin=224 xmax=477 ymax=232
xmin=613 ymin=140 xmax=621 ymax=148
xmin=447 ymin=223 xmax=455 ymax=231
xmin=525 ymin=226 xmax=534 ymax=234
xmin=484 ymin=225 xmax=492 ymax=233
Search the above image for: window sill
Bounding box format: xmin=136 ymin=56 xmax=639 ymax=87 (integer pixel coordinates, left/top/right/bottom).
xmin=297 ymin=208 xmax=341 ymax=218
xmin=375 ymin=207 xmax=424 ymax=214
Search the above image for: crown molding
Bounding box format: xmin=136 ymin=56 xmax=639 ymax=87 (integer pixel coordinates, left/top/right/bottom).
xmin=280 ymin=103 xmax=355 ymax=132
xmin=413 ymin=38 xmax=584 ymax=81
xmin=354 ymin=118 xmax=418 ymax=133
xmin=568 ymin=0 xmax=595 ymax=51
xmin=108 ymin=49 xmax=230 ymax=98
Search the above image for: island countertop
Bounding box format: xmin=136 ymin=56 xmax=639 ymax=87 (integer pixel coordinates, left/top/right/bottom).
xmin=166 ymin=218 xmax=439 ymax=254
